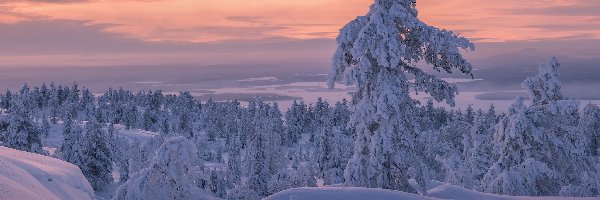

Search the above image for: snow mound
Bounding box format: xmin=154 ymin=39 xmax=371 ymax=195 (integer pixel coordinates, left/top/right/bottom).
xmin=427 ymin=183 xmax=599 ymax=200
xmin=264 ymin=187 xmax=438 ymax=200
xmin=265 ymin=184 xmax=600 ymax=200
xmin=0 ymin=146 xmax=94 ymax=200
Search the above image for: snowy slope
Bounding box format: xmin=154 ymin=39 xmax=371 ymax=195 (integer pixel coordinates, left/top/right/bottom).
xmin=264 ymin=187 xmax=438 ymax=200
xmin=427 ymin=183 xmax=599 ymax=200
xmin=0 ymin=146 xmax=94 ymax=200
xmin=265 ymin=184 xmax=600 ymax=200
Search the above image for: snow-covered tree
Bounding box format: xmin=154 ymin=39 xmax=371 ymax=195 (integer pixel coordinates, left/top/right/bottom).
xmin=175 ymin=91 xmax=195 ymax=139
xmin=209 ymin=171 xmax=227 ymax=198
xmin=284 ymin=100 xmax=308 ymax=146
xmin=4 ymin=96 xmax=45 ymax=154
xmin=309 ymin=97 xmax=330 ymax=143
xmin=295 ymin=163 xmax=318 ymax=188
xmin=522 ymin=57 xmax=563 ymax=105
xmin=267 ymin=169 xmax=296 ymax=195
xmin=328 ymin=0 xmax=474 ymax=193
xmin=107 ymin=123 xmax=129 ymax=182
xmin=123 ymin=103 xmax=138 ymax=130
xmin=580 ymin=104 xmax=600 ymax=157
xmin=1 ymin=89 xmax=12 ymax=110
xmin=81 ymin=88 xmax=95 ymax=120
xmin=227 ymin=185 xmax=261 ymax=200
xmin=466 ymin=109 xmax=497 ymax=188
xmin=244 ymin=100 xmax=284 ymax=197
xmin=481 ymin=58 xmax=598 ymax=196
xmin=331 ymin=99 xmax=352 ymax=135
xmin=61 ymin=117 xmax=84 ymax=166
xmin=81 ymin=119 xmax=113 ymax=190
xmin=437 ymin=111 xmax=472 ymax=188
xmin=40 ymin=114 xmax=50 ymax=138
xmin=202 ymin=98 xmax=221 ymax=141
xmin=113 ymin=136 xmax=210 ymax=200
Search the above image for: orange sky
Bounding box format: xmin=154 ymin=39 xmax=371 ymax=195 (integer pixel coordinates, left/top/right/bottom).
xmin=2 ymin=0 xmax=599 ymax=43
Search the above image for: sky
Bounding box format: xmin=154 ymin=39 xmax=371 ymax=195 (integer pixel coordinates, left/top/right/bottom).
xmin=0 ymin=0 xmax=599 ymax=109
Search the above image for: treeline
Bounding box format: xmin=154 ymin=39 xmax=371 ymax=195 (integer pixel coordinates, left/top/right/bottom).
xmin=0 ymin=71 xmax=598 ymax=199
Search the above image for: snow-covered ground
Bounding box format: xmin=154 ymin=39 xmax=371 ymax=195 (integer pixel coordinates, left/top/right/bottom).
xmin=0 ymin=146 xmax=94 ymax=200
xmin=426 ymin=183 xmax=598 ymax=200
xmin=113 ymin=124 xmax=159 ymax=144
xmin=265 ymin=187 xmax=436 ymax=200
xmin=266 ymin=183 xmax=600 ymax=200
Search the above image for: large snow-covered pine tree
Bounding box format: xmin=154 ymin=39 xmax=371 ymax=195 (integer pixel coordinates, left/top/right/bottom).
xmin=328 ymin=0 xmax=474 ymax=193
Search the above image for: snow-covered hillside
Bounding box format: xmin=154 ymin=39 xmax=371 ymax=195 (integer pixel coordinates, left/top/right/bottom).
xmin=0 ymin=146 xmax=94 ymax=200
xmin=267 ymin=184 xmax=600 ymax=200
xmin=265 ymin=187 xmax=436 ymax=200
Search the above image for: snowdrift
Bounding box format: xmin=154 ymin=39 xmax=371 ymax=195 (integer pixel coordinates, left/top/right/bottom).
xmin=427 ymin=183 xmax=598 ymax=200
xmin=264 ymin=187 xmax=436 ymax=200
xmin=0 ymin=146 xmax=94 ymax=200
xmin=266 ymin=184 xmax=600 ymax=200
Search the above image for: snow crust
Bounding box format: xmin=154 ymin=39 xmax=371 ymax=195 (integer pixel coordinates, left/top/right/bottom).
xmin=427 ymin=183 xmax=599 ymax=200
xmin=0 ymin=146 xmax=94 ymax=200
xmin=266 ymin=184 xmax=600 ymax=200
xmin=264 ymin=187 xmax=436 ymax=200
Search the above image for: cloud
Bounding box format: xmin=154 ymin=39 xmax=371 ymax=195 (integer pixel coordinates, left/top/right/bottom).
xmin=503 ymin=3 xmax=600 ymax=17
xmin=0 ymin=0 xmax=371 ymax=42
xmin=0 ymin=0 xmax=94 ymax=4
xmin=419 ymin=0 xmax=600 ymax=41
xmin=523 ymin=23 xmax=600 ymax=32
xmin=167 ymin=25 xmax=291 ymax=41
xmin=0 ymin=19 xmax=154 ymax=55
xmin=2 ymin=0 xmax=159 ymax=3
xmin=226 ymin=16 xmax=267 ymax=23
xmin=0 ymin=19 xmax=337 ymax=67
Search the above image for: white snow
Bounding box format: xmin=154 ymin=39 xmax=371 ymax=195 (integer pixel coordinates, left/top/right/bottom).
xmin=113 ymin=124 xmax=159 ymax=144
xmin=0 ymin=146 xmax=94 ymax=200
xmin=266 ymin=184 xmax=600 ymax=200
xmin=264 ymin=187 xmax=437 ymax=200
xmin=427 ymin=183 xmax=598 ymax=200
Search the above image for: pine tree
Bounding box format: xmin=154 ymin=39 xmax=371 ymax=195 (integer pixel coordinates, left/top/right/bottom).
xmin=580 ymin=104 xmax=600 ymax=157
xmin=61 ymin=117 xmax=84 ymax=166
xmin=40 ymin=114 xmax=51 ymax=138
xmin=331 ymin=99 xmax=352 ymax=135
xmin=482 ymin=58 xmax=598 ymax=196
xmin=176 ymin=92 xmax=194 ymax=139
xmin=202 ymin=98 xmax=220 ymax=141
xmin=81 ymin=119 xmax=114 ymax=190
xmin=223 ymin=100 xmax=241 ymax=147
xmin=114 ymin=136 xmax=206 ymax=200
xmin=106 ymin=123 xmax=130 ymax=182
xmin=295 ymin=163 xmax=317 ymax=188
xmin=1 ymin=90 xmax=12 ymax=110
xmin=47 ymin=84 xmax=59 ymax=124
xmin=466 ymin=110 xmax=496 ymax=188
xmin=284 ymin=100 xmax=307 ymax=146
xmin=81 ymin=88 xmax=95 ymax=121
xmin=437 ymin=111 xmax=472 ymax=187
xmin=267 ymin=168 xmax=296 ymax=195
xmin=123 ymin=103 xmax=138 ymax=130
xmin=226 ymin=146 xmax=242 ymax=186
xmin=245 ymin=101 xmax=278 ymax=197
xmin=5 ymin=96 xmax=45 ymax=154
xmin=227 ymin=185 xmax=261 ymax=200
xmin=329 ymin=0 xmax=474 ymax=193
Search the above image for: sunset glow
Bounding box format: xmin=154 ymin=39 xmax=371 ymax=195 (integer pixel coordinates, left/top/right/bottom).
xmin=3 ymin=0 xmax=599 ymax=43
